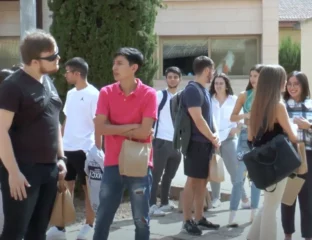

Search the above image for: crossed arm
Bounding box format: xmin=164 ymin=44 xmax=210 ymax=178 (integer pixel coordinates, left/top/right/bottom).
xmin=94 ymin=114 xmax=154 ymax=140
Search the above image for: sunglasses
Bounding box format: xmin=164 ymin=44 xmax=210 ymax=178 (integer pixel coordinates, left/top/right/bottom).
xmin=37 ymin=52 xmax=59 ymax=62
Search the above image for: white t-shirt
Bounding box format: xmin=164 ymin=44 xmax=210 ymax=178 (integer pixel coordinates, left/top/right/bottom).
xmin=212 ymin=95 xmax=240 ymax=142
xmin=155 ymin=90 xmax=174 ymax=141
xmin=63 ymin=84 xmax=99 ymax=152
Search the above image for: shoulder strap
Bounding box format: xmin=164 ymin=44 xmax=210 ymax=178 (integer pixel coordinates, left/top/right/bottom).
xmin=154 ymin=90 xmax=168 ymax=138
xmin=190 ymin=82 xmax=205 ymax=106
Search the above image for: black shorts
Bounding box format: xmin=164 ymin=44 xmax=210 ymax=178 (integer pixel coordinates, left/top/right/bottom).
xmin=65 ymin=150 xmax=87 ymax=185
xmin=184 ymin=141 xmax=213 ymax=179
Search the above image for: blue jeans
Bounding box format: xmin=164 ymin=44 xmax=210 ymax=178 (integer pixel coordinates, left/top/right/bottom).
xmin=93 ymin=166 xmax=152 ymax=240
xmin=230 ymin=128 xmax=261 ymax=211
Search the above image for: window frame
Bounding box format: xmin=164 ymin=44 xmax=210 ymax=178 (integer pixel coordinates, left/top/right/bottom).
xmin=157 ymin=35 xmax=261 ymax=79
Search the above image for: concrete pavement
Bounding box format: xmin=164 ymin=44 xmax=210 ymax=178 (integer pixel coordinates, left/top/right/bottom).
xmin=66 ymin=196 xmax=303 ymax=239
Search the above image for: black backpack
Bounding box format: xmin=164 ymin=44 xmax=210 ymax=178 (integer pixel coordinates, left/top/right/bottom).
xmin=170 ymin=82 xmax=204 ymax=155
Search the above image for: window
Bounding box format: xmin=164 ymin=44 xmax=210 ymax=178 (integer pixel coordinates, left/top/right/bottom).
xmin=0 ymin=37 xmax=20 ymax=69
xmin=162 ymin=39 xmax=208 ymax=76
xmin=211 ymin=38 xmax=258 ymax=76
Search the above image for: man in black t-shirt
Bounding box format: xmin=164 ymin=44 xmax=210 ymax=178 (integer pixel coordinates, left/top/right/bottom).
xmin=181 ymin=56 xmax=221 ymax=236
xmin=0 ymin=30 xmax=67 ymax=240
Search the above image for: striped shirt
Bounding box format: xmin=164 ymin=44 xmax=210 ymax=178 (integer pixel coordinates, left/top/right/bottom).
xmin=286 ymin=98 xmax=312 ymax=151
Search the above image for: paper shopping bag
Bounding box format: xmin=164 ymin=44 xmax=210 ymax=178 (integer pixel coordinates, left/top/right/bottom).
xmin=208 ymin=153 xmax=225 ymax=183
xmin=282 ymin=175 xmax=305 ymax=206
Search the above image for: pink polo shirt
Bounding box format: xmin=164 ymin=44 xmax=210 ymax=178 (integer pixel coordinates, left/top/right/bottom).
xmin=96 ymin=79 xmax=157 ymax=167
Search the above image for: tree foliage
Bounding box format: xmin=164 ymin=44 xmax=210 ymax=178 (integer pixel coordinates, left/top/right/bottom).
xmin=279 ymin=37 xmax=301 ymax=74
xmin=48 ymin=0 xmax=162 ymax=98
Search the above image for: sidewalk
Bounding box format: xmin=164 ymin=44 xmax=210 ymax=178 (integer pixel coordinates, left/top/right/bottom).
xmin=170 ymin=158 xmax=235 ymax=201
xmin=66 ymin=196 xmax=302 ymax=239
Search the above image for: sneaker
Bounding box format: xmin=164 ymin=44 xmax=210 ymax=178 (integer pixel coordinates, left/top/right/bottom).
xmin=197 ymin=217 xmax=220 ymax=230
xmin=159 ymin=200 xmax=177 ymax=212
xmin=46 ymin=226 xmax=66 ymax=240
xmin=211 ymin=198 xmax=221 ymax=208
xmin=77 ymin=224 xmax=93 ymax=240
xmin=227 ymin=211 xmax=239 ymax=228
xmin=182 ymin=220 xmax=202 ymax=236
xmin=241 ymin=200 xmax=251 ymax=209
xmin=149 ymin=204 xmax=166 ymax=217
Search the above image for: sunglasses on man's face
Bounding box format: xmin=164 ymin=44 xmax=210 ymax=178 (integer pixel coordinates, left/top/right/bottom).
xmin=37 ymin=52 xmax=59 ymax=62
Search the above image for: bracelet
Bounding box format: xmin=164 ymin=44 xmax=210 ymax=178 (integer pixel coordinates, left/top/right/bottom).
xmin=57 ymin=156 xmax=67 ymax=163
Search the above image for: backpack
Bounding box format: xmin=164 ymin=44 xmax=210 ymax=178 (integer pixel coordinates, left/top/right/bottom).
xmin=170 ymin=82 xmax=205 ymax=155
xmin=153 ymin=90 xmax=168 ymax=138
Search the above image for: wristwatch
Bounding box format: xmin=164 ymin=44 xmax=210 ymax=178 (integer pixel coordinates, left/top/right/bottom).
xmin=57 ymin=156 xmax=67 ymax=164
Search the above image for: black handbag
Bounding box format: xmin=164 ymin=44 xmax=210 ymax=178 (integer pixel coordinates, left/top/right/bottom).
xmin=243 ymin=127 xmax=301 ymax=192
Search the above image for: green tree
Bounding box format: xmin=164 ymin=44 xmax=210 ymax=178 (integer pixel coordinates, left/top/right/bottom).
xmin=48 ymin=0 xmax=162 ymax=98
xmin=279 ymin=37 xmax=301 ymax=74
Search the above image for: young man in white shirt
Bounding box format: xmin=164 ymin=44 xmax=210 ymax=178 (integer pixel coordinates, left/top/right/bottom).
xmin=47 ymin=57 xmax=100 ymax=240
xmin=149 ymin=66 xmax=182 ymax=216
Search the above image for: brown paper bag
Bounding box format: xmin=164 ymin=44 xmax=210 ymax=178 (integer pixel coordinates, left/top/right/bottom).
xmin=49 ymin=181 xmax=76 ymax=227
xmin=296 ymin=142 xmax=308 ymax=175
xmin=178 ymin=189 xmax=211 ymax=212
xmin=49 ymin=191 xmax=63 ymax=226
xmin=63 ymin=189 xmax=76 ymax=225
xmin=282 ymin=175 xmax=305 ymax=206
xmin=119 ymin=139 xmax=151 ymax=177
xmin=208 ymin=153 xmax=225 ymax=183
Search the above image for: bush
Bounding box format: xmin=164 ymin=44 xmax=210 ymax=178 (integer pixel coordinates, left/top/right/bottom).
xmin=279 ymin=37 xmax=301 ymax=74
xmin=48 ymin=0 xmax=162 ymax=98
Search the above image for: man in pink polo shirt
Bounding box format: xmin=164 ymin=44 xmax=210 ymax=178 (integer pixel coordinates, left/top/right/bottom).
xmin=93 ymin=47 xmax=157 ymax=240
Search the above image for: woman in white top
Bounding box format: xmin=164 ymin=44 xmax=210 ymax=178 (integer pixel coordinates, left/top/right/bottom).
xmin=209 ymin=73 xmax=247 ymax=208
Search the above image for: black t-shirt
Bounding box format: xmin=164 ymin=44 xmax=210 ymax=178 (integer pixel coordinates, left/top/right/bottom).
xmin=183 ymin=81 xmax=213 ymax=143
xmin=0 ymin=69 xmax=62 ymax=164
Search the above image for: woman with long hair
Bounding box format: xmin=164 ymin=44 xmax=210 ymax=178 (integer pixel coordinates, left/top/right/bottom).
xmin=247 ymin=65 xmax=297 ymax=240
xmin=227 ymin=64 xmax=263 ymax=226
xmin=281 ymin=71 xmax=312 ymax=240
xmin=209 ymin=73 xmax=243 ymax=208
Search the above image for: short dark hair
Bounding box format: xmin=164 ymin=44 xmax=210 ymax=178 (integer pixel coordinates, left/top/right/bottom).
xmin=0 ymin=69 xmax=14 ymax=84
xmin=114 ymin=47 xmax=144 ymax=73
xmin=165 ymin=66 xmax=182 ymax=78
xmin=246 ymin=64 xmax=264 ymax=90
xmin=209 ymin=73 xmax=234 ymax=96
xmin=193 ymin=56 xmax=214 ymax=75
xmin=20 ymin=30 xmax=57 ymax=65
xmin=65 ymin=57 xmax=89 ymax=79
xmin=284 ymin=71 xmax=311 ymax=102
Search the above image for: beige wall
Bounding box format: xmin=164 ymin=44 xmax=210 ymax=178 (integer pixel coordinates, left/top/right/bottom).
xmin=0 ymin=1 xmax=19 ymax=36
xmin=279 ymin=28 xmax=301 ymax=44
xmin=156 ymin=0 xmax=262 ymax=35
xmin=262 ymin=0 xmax=279 ymax=65
xmin=301 ymin=18 xmax=312 ymax=88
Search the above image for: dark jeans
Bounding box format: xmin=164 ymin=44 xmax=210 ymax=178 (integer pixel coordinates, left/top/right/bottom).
xmin=281 ymin=150 xmax=312 ymax=238
xmin=0 ymin=162 xmax=58 ymax=240
xmin=150 ymin=138 xmax=181 ymax=206
xmin=93 ymin=166 xmax=152 ymax=240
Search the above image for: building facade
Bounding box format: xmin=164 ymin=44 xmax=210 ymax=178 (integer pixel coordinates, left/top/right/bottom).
xmin=0 ymin=0 xmax=279 ymax=93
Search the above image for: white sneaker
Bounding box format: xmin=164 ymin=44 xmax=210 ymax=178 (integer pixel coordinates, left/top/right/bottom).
xmin=46 ymin=226 xmax=66 ymax=240
xmin=211 ymin=198 xmax=221 ymax=208
xmin=149 ymin=204 xmax=166 ymax=217
xmin=158 ymin=200 xmax=177 ymax=212
xmin=77 ymin=224 xmax=93 ymax=240
xmin=241 ymin=200 xmax=251 ymax=209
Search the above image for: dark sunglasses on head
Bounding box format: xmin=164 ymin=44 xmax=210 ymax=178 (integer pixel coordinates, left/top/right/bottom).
xmin=37 ymin=52 xmax=59 ymax=62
